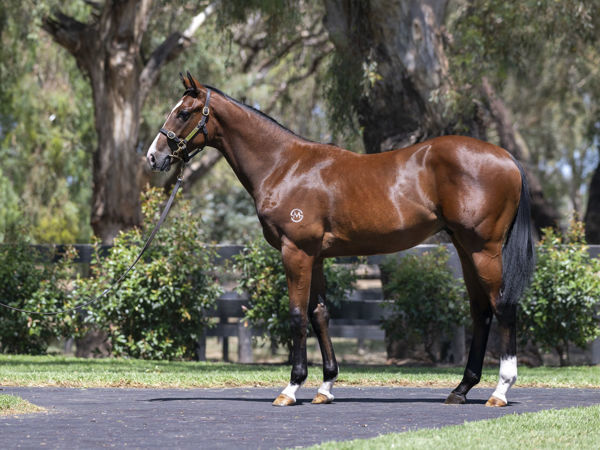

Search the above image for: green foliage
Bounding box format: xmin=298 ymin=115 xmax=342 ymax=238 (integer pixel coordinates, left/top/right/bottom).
xmin=0 ymin=170 xmax=21 ymax=243
xmin=0 ymin=5 xmax=95 ymax=243
xmin=0 ymin=228 xmax=76 ymax=354
xmin=380 ymin=247 xmax=468 ymax=361
xmin=216 ymin=0 xmax=306 ymax=40
xmin=520 ymin=221 xmax=600 ymax=365
xmin=323 ymin=51 xmax=363 ymax=141
xmin=233 ymin=238 xmax=356 ymax=354
xmin=75 ymin=188 xmax=221 ymax=360
xmin=189 ymin=160 xmax=262 ymax=243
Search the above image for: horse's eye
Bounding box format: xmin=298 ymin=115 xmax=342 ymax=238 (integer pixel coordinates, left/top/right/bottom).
xmin=177 ymin=110 xmax=191 ymax=121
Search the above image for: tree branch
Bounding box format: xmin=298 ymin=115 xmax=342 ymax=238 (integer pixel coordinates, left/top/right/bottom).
xmin=263 ymin=46 xmax=333 ymax=112
xmin=41 ymin=12 xmax=90 ymax=60
xmin=139 ymin=3 xmax=216 ymax=101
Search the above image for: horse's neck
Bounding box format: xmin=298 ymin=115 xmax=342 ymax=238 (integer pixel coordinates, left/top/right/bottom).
xmin=213 ymin=100 xmax=300 ymax=198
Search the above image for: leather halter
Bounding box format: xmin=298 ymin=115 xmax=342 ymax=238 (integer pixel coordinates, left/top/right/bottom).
xmin=159 ymin=89 xmax=212 ymax=163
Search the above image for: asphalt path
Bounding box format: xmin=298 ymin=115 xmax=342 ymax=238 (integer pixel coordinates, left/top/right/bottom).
xmin=2 ymin=386 xmax=600 ymax=449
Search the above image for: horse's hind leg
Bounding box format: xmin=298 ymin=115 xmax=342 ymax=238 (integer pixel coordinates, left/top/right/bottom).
xmin=445 ymin=241 xmax=499 ymax=405
xmin=308 ymin=260 xmax=338 ymax=404
xmin=486 ymin=301 xmax=517 ymax=407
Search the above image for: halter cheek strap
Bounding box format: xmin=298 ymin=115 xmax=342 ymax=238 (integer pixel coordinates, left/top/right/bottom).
xmin=159 ymin=89 xmax=212 ymax=163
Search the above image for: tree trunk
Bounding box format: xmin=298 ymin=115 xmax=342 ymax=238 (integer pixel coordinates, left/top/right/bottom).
xmin=89 ymin=77 xmax=145 ymax=242
xmin=43 ymin=1 xmax=152 ymax=243
xmin=323 ymin=0 xmax=451 ymax=153
xmin=42 ymin=1 xmax=215 ymax=243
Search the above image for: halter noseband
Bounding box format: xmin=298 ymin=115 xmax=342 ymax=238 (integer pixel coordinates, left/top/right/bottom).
xmin=159 ymin=89 xmax=212 ymax=164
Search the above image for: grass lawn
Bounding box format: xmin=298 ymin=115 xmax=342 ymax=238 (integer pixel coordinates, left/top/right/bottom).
xmin=310 ymin=404 xmax=600 ymax=449
xmin=0 ymin=394 xmax=43 ymax=416
xmin=0 ymin=354 xmax=599 ymax=389
xmin=1 ymin=355 xmax=598 ymax=448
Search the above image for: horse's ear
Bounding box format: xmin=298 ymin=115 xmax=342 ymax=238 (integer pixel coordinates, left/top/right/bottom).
xmin=186 ymin=71 xmax=198 ymax=91
xmin=179 ymin=72 xmax=187 ymax=89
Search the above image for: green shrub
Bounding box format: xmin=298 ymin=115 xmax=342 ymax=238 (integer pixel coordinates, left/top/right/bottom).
xmin=233 ymin=239 xmax=357 ymax=356
xmin=75 ymin=188 xmax=222 ymax=360
xmin=380 ymin=246 xmax=468 ymax=362
xmin=520 ymin=221 xmax=600 ymax=366
xmin=0 ymin=226 xmax=76 ymax=354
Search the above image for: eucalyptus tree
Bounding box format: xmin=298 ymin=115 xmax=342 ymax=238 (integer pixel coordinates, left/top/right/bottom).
xmin=41 ymin=0 xmax=216 ymax=243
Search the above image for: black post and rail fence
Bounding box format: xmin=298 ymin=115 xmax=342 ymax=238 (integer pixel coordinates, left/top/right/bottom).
xmin=16 ymin=244 xmax=600 ymax=365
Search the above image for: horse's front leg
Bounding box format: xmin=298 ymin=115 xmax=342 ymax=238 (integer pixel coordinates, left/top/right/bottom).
xmin=272 ymin=240 xmax=315 ymax=406
xmin=308 ymin=260 xmax=338 ymax=404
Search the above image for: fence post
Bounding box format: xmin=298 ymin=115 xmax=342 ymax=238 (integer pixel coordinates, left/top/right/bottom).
xmin=196 ymin=328 xmax=207 ymax=361
xmin=220 ymin=316 xmax=229 ymax=362
xmin=450 ymin=325 xmax=465 ymax=365
xmin=238 ymin=319 xmax=253 ymax=363
xmin=591 ymin=337 xmax=600 ymax=365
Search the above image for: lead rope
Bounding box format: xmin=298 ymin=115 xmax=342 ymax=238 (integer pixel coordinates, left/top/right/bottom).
xmin=0 ymin=167 xmax=186 ymax=316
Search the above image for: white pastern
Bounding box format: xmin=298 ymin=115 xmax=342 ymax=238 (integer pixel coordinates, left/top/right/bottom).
xmin=317 ymin=380 xmax=335 ymax=401
xmin=491 ymin=355 xmax=517 ymax=403
xmin=281 ymin=383 xmax=301 ymax=402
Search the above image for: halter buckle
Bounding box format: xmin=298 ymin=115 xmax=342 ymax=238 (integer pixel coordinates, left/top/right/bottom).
xmin=202 ymin=106 xmax=210 ymax=116
xmin=167 ymin=130 xmax=176 ymax=140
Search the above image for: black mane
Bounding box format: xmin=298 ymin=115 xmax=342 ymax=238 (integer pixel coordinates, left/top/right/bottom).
xmin=191 ymin=84 xmax=307 ymax=140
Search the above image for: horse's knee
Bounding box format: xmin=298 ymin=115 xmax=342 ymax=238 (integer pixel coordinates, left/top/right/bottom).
xmin=290 ymin=306 xmax=307 ymax=332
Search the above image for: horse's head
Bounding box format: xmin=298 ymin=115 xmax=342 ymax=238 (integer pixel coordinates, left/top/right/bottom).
xmin=146 ymin=72 xmax=212 ymax=172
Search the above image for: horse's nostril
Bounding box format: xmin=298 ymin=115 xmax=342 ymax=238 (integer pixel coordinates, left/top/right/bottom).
xmin=148 ymin=153 xmax=156 ymax=168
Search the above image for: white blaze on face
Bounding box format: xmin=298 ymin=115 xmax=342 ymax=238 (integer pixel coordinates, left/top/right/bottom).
xmin=167 ymin=99 xmax=184 ymax=121
xmin=147 ymin=99 xmax=184 ymax=161
xmin=491 ymin=355 xmax=517 ymax=403
xmin=146 ymin=133 xmax=160 ymax=160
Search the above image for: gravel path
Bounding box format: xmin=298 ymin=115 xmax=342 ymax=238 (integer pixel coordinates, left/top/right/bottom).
xmin=2 ymin=386 xmax=599 ymax=449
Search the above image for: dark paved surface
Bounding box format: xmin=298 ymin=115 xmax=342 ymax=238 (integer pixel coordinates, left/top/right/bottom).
xmin=2 ymin=386 xmax=600 ymax=449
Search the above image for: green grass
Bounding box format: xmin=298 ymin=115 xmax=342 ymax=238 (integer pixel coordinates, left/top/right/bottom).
xmin=310 ymin=404 xmax=600 ymax=449
xmin=0 ymin=394 xmax=43 ymax=416
xmin=0 ymin=355 xmax=599 ymax=389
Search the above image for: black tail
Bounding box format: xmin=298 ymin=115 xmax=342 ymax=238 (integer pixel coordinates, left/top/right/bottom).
xmin=498 ymin=158 xmax=536 ymax=321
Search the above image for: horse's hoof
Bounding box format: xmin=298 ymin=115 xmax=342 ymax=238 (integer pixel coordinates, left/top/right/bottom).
xmin=485 ymin=395 xmax=507 ymax=407
xmin=311 ymin=393 xmax=333 ymax=404
xmin=444 ymin=392 xmax=466 ymax=405
xmin=272 ymin=394 xmax=296 ymax=406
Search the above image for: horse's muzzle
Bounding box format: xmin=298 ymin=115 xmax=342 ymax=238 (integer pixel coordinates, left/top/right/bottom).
xmin=147 ymin=152 xmax=171 ymax=172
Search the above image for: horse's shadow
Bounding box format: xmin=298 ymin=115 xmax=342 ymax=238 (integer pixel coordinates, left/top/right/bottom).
xmin=144 ymin=396 xmax=491 ymax=405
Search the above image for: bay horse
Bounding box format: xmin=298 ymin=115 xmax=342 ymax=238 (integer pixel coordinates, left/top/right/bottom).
xmin=147 ymin=73 xmax=535 ymax=408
